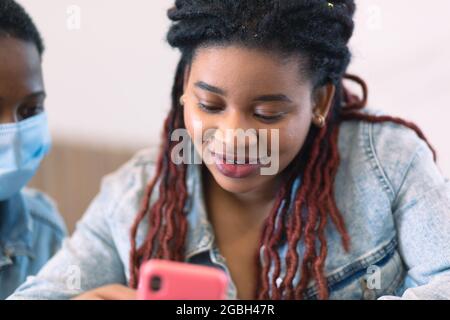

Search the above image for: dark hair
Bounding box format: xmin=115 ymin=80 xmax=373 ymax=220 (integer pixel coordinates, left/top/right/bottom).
xmin=0 ymin=0 xmax=44 ymax=55
xmin=130 ymin=0 xmax=436 ymax=299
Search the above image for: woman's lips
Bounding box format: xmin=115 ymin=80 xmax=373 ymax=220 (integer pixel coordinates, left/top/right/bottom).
xmin=210 ymin=152 xmax=263 ymax=179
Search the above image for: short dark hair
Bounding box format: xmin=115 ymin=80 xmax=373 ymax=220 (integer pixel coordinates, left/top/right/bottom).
xmin=0 ymin=0 xmax=44 ymax=55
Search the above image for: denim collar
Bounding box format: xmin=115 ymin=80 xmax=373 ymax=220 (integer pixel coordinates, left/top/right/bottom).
xmin=0 ymin=192 xmax=34 ymax=267
xmin=184 ymin=163 xmax=216 ymax=259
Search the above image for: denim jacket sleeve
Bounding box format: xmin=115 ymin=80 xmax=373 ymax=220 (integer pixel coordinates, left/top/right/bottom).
xmin=7 ymin=187 xmax=124 ymax=299
xmin=0 ymin=189 xmax=67 ymax=299
xmin=372 ymin=122 xmax=450 ymax=299
xmin=7 ymin=150 xmax=157 ymax=300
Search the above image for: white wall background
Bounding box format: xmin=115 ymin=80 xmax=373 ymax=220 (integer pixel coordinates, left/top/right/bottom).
xmin=19 ymin=0 xmax=450 ymax=175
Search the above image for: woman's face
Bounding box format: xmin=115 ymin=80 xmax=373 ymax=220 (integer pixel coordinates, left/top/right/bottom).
xmin=0 ymin=37 xmax=45 ymax=124
xmin=182 ymin=45 xmax=334 ymax=195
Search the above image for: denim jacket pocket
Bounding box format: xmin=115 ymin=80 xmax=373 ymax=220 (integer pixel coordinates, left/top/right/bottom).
xmin=357 ymin=250 xmax=406 ymax=300
xmin=303 ymin=237 xmax=405 ymax=300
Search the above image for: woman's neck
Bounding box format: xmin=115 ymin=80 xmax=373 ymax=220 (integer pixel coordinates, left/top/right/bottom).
xmin=202 ymin=166 xmax=283 ymax=229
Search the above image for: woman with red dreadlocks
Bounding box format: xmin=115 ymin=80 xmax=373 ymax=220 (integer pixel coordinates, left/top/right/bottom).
xmin=9 ymin=0 xmax=450 ymax=300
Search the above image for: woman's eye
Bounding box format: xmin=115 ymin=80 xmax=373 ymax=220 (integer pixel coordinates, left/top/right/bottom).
xmin=198 ymin=103 xmax=223 ymax=114
xmin=254 ymin=113 xmax=284 ymax=123
xmin=18 ymin=105 xmax=44 ymax=120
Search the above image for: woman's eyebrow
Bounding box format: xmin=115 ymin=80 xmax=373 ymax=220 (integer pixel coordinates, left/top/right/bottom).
xmin=253 ymin=94 xmax=293 ymax=103
xmin=194 ymin=81 xmax=226 ymax=96
xmin=194 ymin=81 xmax=292 ymax=103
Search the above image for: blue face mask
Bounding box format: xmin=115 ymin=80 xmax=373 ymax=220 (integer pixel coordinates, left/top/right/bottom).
xmin=0 ymin=112 xmax=51 ymax=201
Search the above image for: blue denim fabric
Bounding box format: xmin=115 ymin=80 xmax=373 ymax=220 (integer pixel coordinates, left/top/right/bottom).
xmin=9 ymin=109 xmax=450 ymax=300
xmin=1 ymin=189 xmax=67 ymax=299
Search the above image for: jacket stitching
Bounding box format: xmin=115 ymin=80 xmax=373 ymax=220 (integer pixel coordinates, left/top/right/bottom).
xmin=365 ymin=122 xmax=395 ymax=201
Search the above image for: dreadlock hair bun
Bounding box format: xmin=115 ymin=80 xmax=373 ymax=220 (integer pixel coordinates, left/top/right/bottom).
xmin=166 ymin=0 xmax=356 ymax=86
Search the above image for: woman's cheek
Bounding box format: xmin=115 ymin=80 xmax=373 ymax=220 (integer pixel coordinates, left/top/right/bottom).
xmin=183 ymin=106 xmax=215 ymax=159
xmin=184 ymin=106 xmax=202 ymax=139
xmin=278 ymin=118 xmax=311 ymax=163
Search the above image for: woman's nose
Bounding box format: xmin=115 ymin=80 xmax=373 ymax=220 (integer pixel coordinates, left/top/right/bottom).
xmin=214 ymin=110 xmax=258 ymax=154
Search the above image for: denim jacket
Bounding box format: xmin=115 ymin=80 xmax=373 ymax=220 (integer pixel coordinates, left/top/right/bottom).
xmin=8 ymin=109 xmax=450 ymax=300
xmin=1 ymin=189 xmax=67 ymax=299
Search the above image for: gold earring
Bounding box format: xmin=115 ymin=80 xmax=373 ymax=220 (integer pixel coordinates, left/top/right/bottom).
xmin=313 ymin=112 xmax=326 ymax=128
xmin=179 ymin=95 xmax=185 ymax=106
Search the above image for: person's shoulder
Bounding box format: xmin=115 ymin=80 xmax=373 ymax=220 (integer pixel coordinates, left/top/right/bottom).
xmin=21 ymin=188 xmax=67 ymax=237
xmin=338 ymin=107 xmax=435 ymax=196
xmin=339 ymin=107 xmax=431 ymax=159
xmin=369 ymin=109 xmax=429 ymax=157
xmin=101 ymin=147 xmax=159 ymax=189
xmin=95 ymin=148 xmax=160 ymax=218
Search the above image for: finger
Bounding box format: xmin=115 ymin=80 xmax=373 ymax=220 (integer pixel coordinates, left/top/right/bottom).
xmin=98 ymin=285 xmax=137 ymax=300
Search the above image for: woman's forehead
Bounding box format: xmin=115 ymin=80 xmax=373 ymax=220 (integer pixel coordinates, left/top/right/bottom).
xmin=189 ymin=46 xmax=311 ymax=94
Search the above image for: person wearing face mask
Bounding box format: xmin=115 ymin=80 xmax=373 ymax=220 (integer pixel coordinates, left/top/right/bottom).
xmin=0 ymin=0 xmax=67 ymax=299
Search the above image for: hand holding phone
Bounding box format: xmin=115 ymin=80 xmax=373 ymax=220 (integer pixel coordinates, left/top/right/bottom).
xmin=137 ymin=259 xmax=228 ymax=300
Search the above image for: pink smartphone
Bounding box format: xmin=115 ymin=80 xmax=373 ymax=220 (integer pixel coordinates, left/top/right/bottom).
xmin=137 ymin=259 xmax=228 ymax=300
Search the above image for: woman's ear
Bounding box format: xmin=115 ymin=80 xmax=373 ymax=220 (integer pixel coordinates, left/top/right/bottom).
xmin=312 ymin=83 xmax=336 ymax=126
